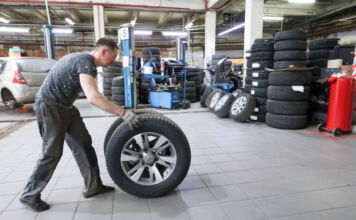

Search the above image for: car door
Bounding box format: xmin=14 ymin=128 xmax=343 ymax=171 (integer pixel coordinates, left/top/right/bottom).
xmin=0 ymin=59 xmax=7 ymax=102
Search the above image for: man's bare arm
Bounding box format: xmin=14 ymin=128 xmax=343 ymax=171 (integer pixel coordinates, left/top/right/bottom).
xmin=79 ymin=73 xmax=123 ymax=115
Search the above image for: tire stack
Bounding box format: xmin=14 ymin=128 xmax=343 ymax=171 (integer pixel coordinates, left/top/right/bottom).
xmin=307 ymin=38 xmax=339 ymax=123
xmin=179 ymin=81 xmax=196 ymax=103
xmin=139 ymin=78 xmax=151 ymax=104
xmin=185 ymin=67 xmax=204 ymax=101
xmin=244 ymin=51 xmax=252 ymax=93
xmin=102 ymin=62 xmax=123 ymax=100
xmin=111 ymin=77 xmax=125 ymax=106
xmin=142 ymin=47 xmax=161 ymax=74
xmin=307 ymin=38 xmax=339 ymax=80
xmin=266 ymin=30 xmax=310 ymax=129
xmin=248 ymin=38 xmax=274 ymax=122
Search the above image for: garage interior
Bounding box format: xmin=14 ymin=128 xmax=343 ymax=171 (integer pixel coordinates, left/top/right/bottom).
xmin=0 ymin=0 xmax=356 ymax=219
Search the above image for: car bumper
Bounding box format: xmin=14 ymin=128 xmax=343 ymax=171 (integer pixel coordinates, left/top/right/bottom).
xmin=13 ymin=86 xmax=39 ymax=103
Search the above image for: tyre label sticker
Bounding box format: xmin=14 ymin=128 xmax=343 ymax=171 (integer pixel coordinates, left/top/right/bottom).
xmin=254 ymin=107 xmax=259 ymax=112
xmin=123 ymin=56 xmax=129 ymax=68
xmin=292 ymin=86 xmax=304 ymax=93
xmin=252 ymin=81 xmax=258 ymax=86
xmin=252 ymin=63 xmax=261 ymax=68
xmin=251 ymin=90 xmax=255 ymax=95
xmin=252 ymin=72 xmax=259 ymax=77
xmin=250 ymin=115 xmax=257 ymax=120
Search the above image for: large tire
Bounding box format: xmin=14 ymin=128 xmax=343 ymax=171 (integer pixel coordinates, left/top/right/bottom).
xmin=308 ymin=38 xmax=339 ymax=50
xmin=266 ymin=113 xmax=309 ymax=129
xmin=307 ymin=49 xmax=330 ymax=59
xmin=105 ymin=114 xmax=191 ymax=198
xmin=205 ymin=89 xmax=221 ymax=107
xmin=250 ymin=87 xmax=267 ymax=98
xmin=103 ymin=66 xmax=122 ymax=74
xmin=255 ymin=97 xmax=267 ymax=106
xmin=200 ymin=86 xmax=213 ymax=107
xmin=103 ymin=110 xmax=164 ymax=153
xmin=213 ymin=94 xmax=236 ymax=118
xmin=112 ymin=77 xmax=125 ymax=87
xmin=103 ymin=72 xmax=120 ymax=78
xmin=245 ymin=76 xmax=252 ymax=84
xmin=268 ymin=86 xmax=310 ymax=101
xmin=268 ymin=71 xmax=312 ymax=86
xmin=250 ymin=51 xmax=274 ymax=61
xmin=250 ymin=70 xmax=270 ymax=79
xmin=307 ymin=58 xmax=328 ymax=68
xmin=274 ymin=60 xmax=306 ymax=69
xmin=208 ymin=90 xmax=225 ymax=111
xmin=274 ymin=29 xmax=307 ymax=41
xmin=112 ymin=95 xmax=125 ymax=101
xmin=232 ymin=89 xmax=244 ymax=98
xmin=251 ymin=60 xmax=273 ymax=70
xmin=274 ymin=51 xmax=306 ymax=61
xmin=229 ymin=93 xmax=256 ymax=122
xmin=142 ymin=47 xmax=160 ymax=56
xmin=274 ymin=40 xmax=307 ymax=51
xmin=142 ymin=55 xmax=161 ymax=62
xmin=112 ymin=87 xmax=125 ymax=94
xmin=251 ymin=79 xmax=269 ymax=88
xmin=266 ymin=99 xmax=309 ymax=115
xmin=251 ymin=41 xmax=274 ymax=52
xmin=244 ymin=84 xmax=252 ymax=93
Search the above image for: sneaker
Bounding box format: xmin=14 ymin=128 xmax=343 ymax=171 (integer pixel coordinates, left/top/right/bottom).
xmin=83 ymin=185 xmax=115 ymax=198
xmin=20 ymin=197 xmax=50 ymax=212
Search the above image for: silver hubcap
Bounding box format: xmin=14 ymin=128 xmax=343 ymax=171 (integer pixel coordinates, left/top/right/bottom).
xmin=231 ymin=96 xmax=247 ymax=115
xmin=121 ymin=132 xmax=177 ymax=185
xmin=210 ymin=93 xmax=221 ymax=108
xmin=215 ymin=95 xmax=229 ymax=111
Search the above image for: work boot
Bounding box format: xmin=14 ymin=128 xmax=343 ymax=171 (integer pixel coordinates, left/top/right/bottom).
xmin=83 ymin=185 xmax=115 ymax=198
xmin=20 ymin=197 xmax=50 ymax=212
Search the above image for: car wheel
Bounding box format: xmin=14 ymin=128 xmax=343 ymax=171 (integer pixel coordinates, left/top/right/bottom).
xmin=105 ymin=114 xmax=191 ymax=198
xmin=229 ymin=94 xmax=256 ymax=122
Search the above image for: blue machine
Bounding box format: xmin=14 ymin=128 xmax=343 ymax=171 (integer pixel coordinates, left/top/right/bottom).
xmin=119 ymin=24 xmax=136 ymax=107
xmin=150 ymin=92 xmax=180 ymax=109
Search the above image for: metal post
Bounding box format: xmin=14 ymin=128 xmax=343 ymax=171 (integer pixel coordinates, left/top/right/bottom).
xmin=43 ymin=25 xmax=55 ymax=59
xmin=119 ymin=24 xmax=136 ymax=108
xmin=44 ymin=0 xmax=51 ymax=25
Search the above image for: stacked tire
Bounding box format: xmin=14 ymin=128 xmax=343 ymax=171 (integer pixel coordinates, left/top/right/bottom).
xmin=111 ymin=77 xmax=125 ymax=106
xmin=185 ymin=67 xmax=205 ymax=102
xmin=103 ymin=62 xmax=122 ymax=100
xmin=266 ymin=71 xmax=312 ymax=129
xmin=142 ymin=47 xmax=161 ymax=74
xmin=248 ymin=38 xmax=274 ymax=122
xmin=244 ymin=51 xmax=252 ymax=94
xmin=179 ymin=81 xmax=197 ymax=103
xmin=273 ymin=29 xmax=307 ymax=69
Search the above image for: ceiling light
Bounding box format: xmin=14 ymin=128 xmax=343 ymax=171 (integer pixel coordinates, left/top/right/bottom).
xmin=288 ymin=0 xmax=315 ymax=3
xmin=52 ymin=28 xmax=73 ymax=34
xmin=162 ymin=31 xmax=187 ymax=37
xmin=0 ymin=17 xmax=9 ymax=24
xmin=0 ymin=27 xmax=29 ymax=33
xmin=131 ymin=20 xmax=136 ymax=26
xmin=185 ymin=22 xmax=193 ymax=29
xmin=218 ymin=23 xmax=245 ymax=36
xmin=65 ymin=18 xmax=75 ymax=25
xmin=263 ymin=16 xmax=284 ymax=21
xmin=134 ymin=30 xmax=152 ymax=35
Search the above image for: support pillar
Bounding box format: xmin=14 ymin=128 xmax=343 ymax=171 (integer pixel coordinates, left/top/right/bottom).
xmin=204 ymin=10 xmax=216 ymax=84
xmin=93 ymin=5 xmax=105 ymax=92
xmin=243 ymin=0 xmax=264 ymax=71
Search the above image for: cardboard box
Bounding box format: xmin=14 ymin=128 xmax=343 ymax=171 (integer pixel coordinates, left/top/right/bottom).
xmin=341 ymin=65 xmax=352 ymax=76
xmin=327 ymin=59 xmax=343 ymax=68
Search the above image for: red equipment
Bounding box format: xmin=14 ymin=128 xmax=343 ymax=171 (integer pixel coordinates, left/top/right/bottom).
xmin=318 ymin=73 xmax=356 ymax=137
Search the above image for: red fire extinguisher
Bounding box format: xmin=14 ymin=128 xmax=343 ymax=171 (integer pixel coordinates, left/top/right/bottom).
xmin=318 ymin=73 xmax=356 ymax=136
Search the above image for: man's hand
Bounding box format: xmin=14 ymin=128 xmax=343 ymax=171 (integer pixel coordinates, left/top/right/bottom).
xmin=119 ymin=109 xmax=142 ymax=130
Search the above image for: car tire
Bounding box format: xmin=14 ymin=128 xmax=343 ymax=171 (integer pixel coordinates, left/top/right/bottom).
xmin=208 ymin=90 xmax=225 ymax=111
xmin=200 ymin=86 xmax=213 ymax=107
xmin=274 ymin=51 xmax=307 ymax=61
xmin=267 ymin=99 xmax=309 ymax=115
xmin=229 ymin=93 xmax=256 ymax=122
xmin=268 ymin=71 xmax=312 ymax=86
xmin=213 ymin=93 xmax=236 ymax=118
xmin=266 ymin=113 xmax=309 ymax=129
xmin=268 ymin=86 xmax=310 ymax=101
xmin=274 ymin=40 xmax=307 ymax=51
xmin=273 ymin=61 xmax=306 ymax=69
xmin=105 ymin=114 xmax=191 ymax=198
xmin=274 ymin=29 xmax=307 ymax=41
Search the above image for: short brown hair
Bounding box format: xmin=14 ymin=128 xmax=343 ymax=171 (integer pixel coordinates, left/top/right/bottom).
xmin=94 ymin=37 xmax=118 ymax=50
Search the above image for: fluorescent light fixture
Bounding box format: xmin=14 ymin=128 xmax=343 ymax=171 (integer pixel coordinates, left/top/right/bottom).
xmin=134 ymin=30 xmax=152 ymax=35
xmin=185 ymin=22 xmax=193 ymax=29
xmin=0 ymin=17 xmax=9 ymax=24
xmin=65 ymin=18 xmax=75 ymax=25
xmin=0 ymin=27 xmax=29 ymax=33
xmin=218 ymin=23 xmax=245 ymax=36
xmin=162 ymin=31 xmax=187 ymax=37
xmin=288 ymin=0 xmax=315 ymax=3
xmin=52 ymin=28 xmax=73 ymax=34
xmin=263 ymin=16 xmax=284 ymax=21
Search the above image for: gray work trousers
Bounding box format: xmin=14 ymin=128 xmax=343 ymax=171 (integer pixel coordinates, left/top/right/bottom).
xmin=21 ymin=99 xmax=102 ymax=201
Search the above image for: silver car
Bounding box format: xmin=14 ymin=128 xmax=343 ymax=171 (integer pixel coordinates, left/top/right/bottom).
xmin=0 ymin=57 xmax=56 ymax=109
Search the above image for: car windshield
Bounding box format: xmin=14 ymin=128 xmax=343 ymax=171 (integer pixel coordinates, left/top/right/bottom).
xmin=15 ymin=58 xmax=56 ymax=73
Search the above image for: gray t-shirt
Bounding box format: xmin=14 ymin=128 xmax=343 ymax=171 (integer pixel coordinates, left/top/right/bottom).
xmin=37 ymin=52 xmax=97 ymax=107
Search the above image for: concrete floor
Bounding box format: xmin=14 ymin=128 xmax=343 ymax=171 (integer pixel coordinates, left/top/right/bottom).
xmin=0 ymin=100 xmax=356 ymax=220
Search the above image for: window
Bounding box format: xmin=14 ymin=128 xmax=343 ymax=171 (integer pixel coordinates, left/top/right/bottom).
xmin=0 ymin=60 xmax=6 ymax=74
xmin=15 ymin=58 xmax=56 ymax=73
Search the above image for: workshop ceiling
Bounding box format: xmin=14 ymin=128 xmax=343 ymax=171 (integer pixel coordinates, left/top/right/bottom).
xmin=0 ymin=0 xmax=355 ymax=47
